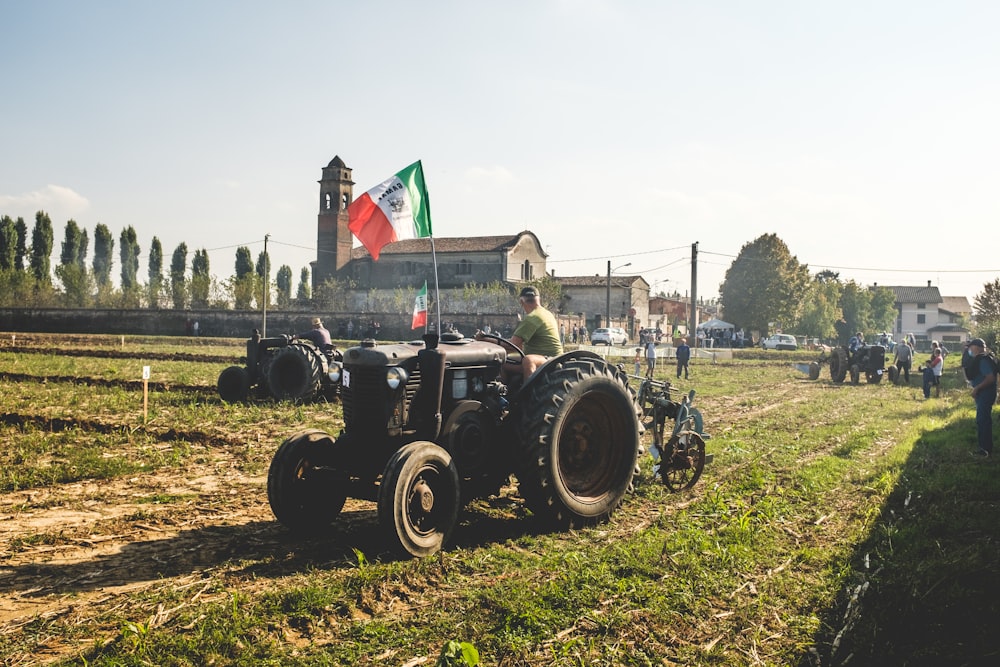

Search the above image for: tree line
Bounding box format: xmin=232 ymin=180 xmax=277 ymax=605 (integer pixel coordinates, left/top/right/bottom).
xmin=0 ymin=211 xmax=316 ymax=310
xmin=717 ymin=233 xmax=990 ymax=344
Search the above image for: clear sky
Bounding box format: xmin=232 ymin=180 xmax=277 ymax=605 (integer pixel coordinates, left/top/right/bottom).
xmin=2 ymin=1 xmax=998 ymax=306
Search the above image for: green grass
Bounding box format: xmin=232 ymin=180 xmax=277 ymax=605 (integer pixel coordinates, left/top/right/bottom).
xmin=0 ymin=336 xmax=997 ymax=665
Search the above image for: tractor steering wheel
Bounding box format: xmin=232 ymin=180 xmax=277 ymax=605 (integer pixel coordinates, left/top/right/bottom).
xmin=476 ymin=332 xmax=524 ymax=364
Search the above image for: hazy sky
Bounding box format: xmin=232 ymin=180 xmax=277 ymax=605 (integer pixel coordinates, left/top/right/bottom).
xmin=2 ymin=1 xmax=998 ymax=305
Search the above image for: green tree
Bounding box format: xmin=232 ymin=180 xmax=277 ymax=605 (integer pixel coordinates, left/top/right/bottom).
xmin=795 ymin=277 xmax=842 ymax=340
xmin=719 ymin=234 xmax=810 ymax=335
xmin=29 ymin=211 xmax=54 ymax=284
xmin=276 ymin=264 xmax=293 ymax=308
xmin=296 ymin=266 xmax=311 ymax=303
xmin=147 ymin=237 xmax=164 ymax=309
xmin=869 ymin=286 xmax=898 ymax=334
xmin=170 ymin=242 xmax=188 ymax=309
xmin=0 ymin=215 xmax=17 ymax=271
xmin=838 ymin=281 xmax=873 ymax=343
xmin=232 ymin=246 xmax=256 ymax=309
xmin=119 ymin=226 xmax=140 ymax=291
xmin=92 ymin=223 xmax=114 ymax=288
xmin=523 ymin=275 xmax=564 ymax=314
xmin=974 ymin=279 xmax=1000 ymax=326
xmin=56 ymin=219 xmax=91 ymax=307
xmin=256 ymin=251 xmax=271 ymax=309
xmin=14 ymin=217 xmax=28 ymax=272
xmin=190 ymin=248 xmax=211 ymax=308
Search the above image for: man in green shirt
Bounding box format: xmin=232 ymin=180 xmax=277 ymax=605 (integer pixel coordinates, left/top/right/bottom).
xmin=479 ymin=286 xmax=563 ymax=381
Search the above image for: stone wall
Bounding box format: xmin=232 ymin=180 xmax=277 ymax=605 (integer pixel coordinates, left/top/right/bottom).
xmin=0 ymin=307 xmax=530 ymax=342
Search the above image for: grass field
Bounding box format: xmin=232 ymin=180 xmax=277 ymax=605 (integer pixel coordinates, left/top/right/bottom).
xmin=0 ymin=333 xmax=997 ymax=666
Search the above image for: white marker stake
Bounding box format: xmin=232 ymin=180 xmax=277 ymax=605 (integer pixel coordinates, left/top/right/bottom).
xmin=142 ymin=366 xmax=151 ymax=422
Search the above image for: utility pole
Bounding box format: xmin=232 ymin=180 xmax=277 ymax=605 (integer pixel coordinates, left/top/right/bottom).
xmin=262 ymin=234 xmax=270 ymax=338
xmin=605 ymin=260 xmax=611 ymax=329
xmin=689 ymin=242 xmax=698 ymax=347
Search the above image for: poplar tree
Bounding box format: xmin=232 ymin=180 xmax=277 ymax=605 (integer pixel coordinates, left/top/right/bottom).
xmin=147 ymin=237 xmax=163 ymax=308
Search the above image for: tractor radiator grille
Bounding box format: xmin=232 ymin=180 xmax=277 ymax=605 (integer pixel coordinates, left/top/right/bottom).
xmin=342 ymin=366 xmax=421 ymax=431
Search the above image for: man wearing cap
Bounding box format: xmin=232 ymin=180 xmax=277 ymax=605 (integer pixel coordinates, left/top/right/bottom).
xmin=479 ymin=286 xmax=562 ymax=381
xmin=297 ymin=317 xmax=332 ymax=349
xmin=963 ymin=338 xmax=996 ymax=458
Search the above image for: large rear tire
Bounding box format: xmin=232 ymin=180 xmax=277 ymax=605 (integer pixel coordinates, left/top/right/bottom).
xmin=829 ymin=347 xmax=849 ymax=383
xmin=266 ymin=343 xmax=323 ymax=401
xmin=268 ymin=429 xmax=347 ymax=533
xmin=513 ymin=356 xmax=640 ymax=528
xmin=377 ymin=441 xmax=460 ymax=558
xmin=217 ymin=365 xmax=250 ymax=402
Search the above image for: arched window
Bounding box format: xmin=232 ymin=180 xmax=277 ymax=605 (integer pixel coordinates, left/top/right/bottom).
xmin=324 ymin=193 xmax=332 ymax=211
xmin=521 ymin=260 xmax=532 ymax=280
xmin=341 ymin=193 xmax=349 ymax=211
xmin=457 ymin=259 xmax=472 ymax=276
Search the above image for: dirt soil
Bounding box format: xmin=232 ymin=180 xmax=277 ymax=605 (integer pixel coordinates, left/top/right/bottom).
xmin=0 ymin=353 xmax=817 ymax=665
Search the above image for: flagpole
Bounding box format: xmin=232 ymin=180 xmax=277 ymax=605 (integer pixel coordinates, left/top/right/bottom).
xmin=416 ymin=160 xmax=442 ymax=337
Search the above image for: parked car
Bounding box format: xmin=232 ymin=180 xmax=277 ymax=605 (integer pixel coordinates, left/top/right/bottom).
xmin=761 ymin=334 xmax=798 ymax=351
xmin=591 ymin=327 xmax=629 ymax=346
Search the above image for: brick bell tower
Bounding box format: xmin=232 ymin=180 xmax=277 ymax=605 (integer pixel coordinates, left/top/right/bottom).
xmin=312 ymin=155 xmax=354 ymax=290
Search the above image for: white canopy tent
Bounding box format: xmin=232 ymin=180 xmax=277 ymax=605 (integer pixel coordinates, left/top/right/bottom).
xmin=697 ymin=318 xmax=734 ymax=330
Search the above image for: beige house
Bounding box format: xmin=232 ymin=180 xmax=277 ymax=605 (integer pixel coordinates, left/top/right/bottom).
xmin=882 ymin=282 xmax=970 ymax=348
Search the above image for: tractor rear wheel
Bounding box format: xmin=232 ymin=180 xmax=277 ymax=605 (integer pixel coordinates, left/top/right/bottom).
xmin=377 ymin=441 xmax=460 ymax=558
xmin=268 ymin=429 xmax=347 ymax=533
xmin=829 ymin=347 xmax=849 ymax=383
xmin=266 ymin=343 xmax=323 ymax=401
xmin=513 ymin=356 xmax=640 ymax=528
xmin=217 ymin=365 xmax=250 ymax=402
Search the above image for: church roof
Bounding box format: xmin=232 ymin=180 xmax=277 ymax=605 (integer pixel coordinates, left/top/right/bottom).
xmin=327 ymin=155 xmax=346 ymax=168
xmin=350 ymin=232 xmax=539 ymax=259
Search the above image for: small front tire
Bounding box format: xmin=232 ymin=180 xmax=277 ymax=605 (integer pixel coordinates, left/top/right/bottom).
xmin=268 ymin=429 xmax=347 ymax=533
xmin=377 ymin=441 xmax=460 ymax=558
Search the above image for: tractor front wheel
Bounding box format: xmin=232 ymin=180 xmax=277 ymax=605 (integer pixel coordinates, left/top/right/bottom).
xmin=377 ymin=441 xmax=460 ymax=558
xmin=268 ymin=429 xmax=347 ymax=533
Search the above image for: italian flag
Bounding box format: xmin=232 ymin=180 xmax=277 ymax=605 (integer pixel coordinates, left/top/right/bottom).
xmin=348 ymin=160 xmax=433 ymax=261
xmin=411 ymin=281 xmax=428 ymax=330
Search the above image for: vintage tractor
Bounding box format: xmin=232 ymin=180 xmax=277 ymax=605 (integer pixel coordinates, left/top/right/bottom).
xmin=802 ymin=344 xmax=892 ymax=385
xmin=217 ymin=330 xmax=343 ymax=403
xmin=266 ymin=332 xmax=642 ymax=557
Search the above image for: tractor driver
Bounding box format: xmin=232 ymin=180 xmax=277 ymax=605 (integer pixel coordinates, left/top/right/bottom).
xmin=478 ymin=286 xmax=563 ymax=382
xmin=296 ymin=317 xmax=332 ymax=349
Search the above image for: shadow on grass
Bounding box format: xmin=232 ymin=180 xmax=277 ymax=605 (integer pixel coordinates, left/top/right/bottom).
xmin=802 ymin=402 xmax=1000 ymax=666
xmin=0 ymin=495 xmax=543 ymax=598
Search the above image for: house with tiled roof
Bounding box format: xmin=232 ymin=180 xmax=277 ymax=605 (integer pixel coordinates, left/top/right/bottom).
xmin=554 ymin=274 xmax=650 ymax=336
xmin=880 ymin=282 xmax=970 ymax=348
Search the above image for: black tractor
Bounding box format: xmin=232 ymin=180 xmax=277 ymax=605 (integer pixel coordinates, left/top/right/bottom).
xmin=217 ymin=330 xmax=342 ymax=403
xmin=266 ymin=332 xmax=642 ymax=557
xmin=806 ymin=344 xmax=891 ymax=384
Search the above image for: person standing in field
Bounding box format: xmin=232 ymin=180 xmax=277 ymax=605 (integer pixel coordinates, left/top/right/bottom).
xmin=894 ymin=337 xmax=913 ymax=383
xmin=963 ymin=338 xmax=996 ymax=458
xmin=633 ymin=347 xmax=642 ymax=376
xmin=676 ymin=337 xmax=691 ymax=379
xmin=645 ymin=338 xmax=657 ymax=378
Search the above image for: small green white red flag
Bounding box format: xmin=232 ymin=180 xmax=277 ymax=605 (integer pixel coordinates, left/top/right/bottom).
xmin=348 ymin=160 xmax=433 ymax=261
xmin=411 ymin=281 xmax=428 ymax=330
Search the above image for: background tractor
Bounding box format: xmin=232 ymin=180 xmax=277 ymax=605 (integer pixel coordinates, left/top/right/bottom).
xmin=266 ymin=332 xmax=642 ymax=558
xmin=217 ymin=330 xmax=342 ymax=403
xmin=801 ymin=344 xmax=891 ymax=384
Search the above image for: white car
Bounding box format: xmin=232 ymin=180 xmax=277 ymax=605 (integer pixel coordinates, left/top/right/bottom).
xmin=761 ymin=334 xmax=798 ymax=351
xmin=591 ymin=327 xmax=628 ymax=346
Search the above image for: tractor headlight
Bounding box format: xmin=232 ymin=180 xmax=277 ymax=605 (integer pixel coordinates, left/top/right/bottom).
xmin=386 ymin=367 xmax=408 ymax=390
xmin=327 ymin=361 xmax=343 ymax=384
